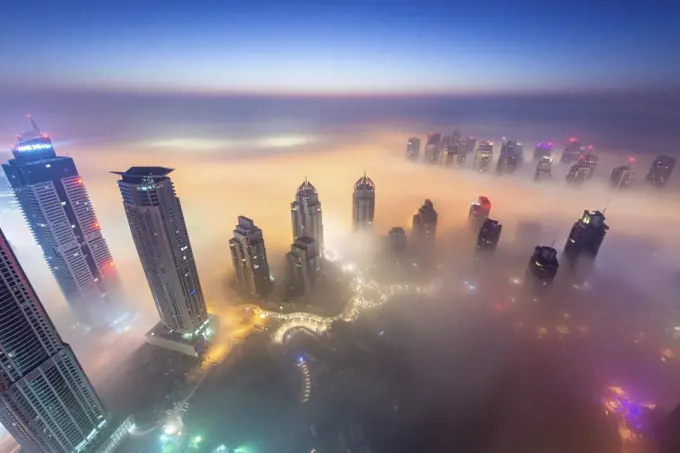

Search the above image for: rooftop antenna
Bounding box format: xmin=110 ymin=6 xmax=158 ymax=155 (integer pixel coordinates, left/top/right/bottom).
xmin=602 ymin=199 xmax=611 ymax=215
xmin=27 ymin=114 xmax=40 ymax=132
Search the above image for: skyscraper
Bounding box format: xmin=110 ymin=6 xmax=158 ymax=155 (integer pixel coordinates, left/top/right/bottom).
xmin=533 ymin=142 xmax=553 ymax=162
xmin=405 ymin=137 xmax=421 ymax=160
xmin=411 ymin=199 xmax=437 ymax=248
xmin=291 ymin=179 xmax=324 ymax=253
xmin=473 ymin=141 xmax=493 ymax=172
xmin=476 ymin=218 xmax=502 ymax=251
xmin=496 ymin=139 xmax=524 ymax=174
xmin=469 ymin=196 xmax=492 ymax=229
xmin=646 ymin=155 xmax=676 ymax=187
xmin=229 ymin=216 xmax=271 ymax=298
xmin=286 ymin=236 xmax=320 ymax=297
xmin=563 ymin=210 xmax=609 ymax=261
xmin=461 ymin=137 xmax=476 ymax=166
xmin=610 ymin=165 xmax=634 ymax=190
xmin=0 ymin=228 xmax=111 ymax=453
xmin=527 ymin=246 xmax=559 ymax=286
xmin=424 ymin=133 xmax=442 ymax=164
xmin=387 ymin=227 xmax=407 ymax=254
xmin=2 ymin=118 xmax=121 ymax=328
xmin=560 ymin=137 xmax=582 ymax=164
xmin=112 ymin=167 xmax=209 ymax=354
xmin=534 ymin=156 xmax=553 ymax=181
xmin=352 ymin=173 xmax=375 ymax=230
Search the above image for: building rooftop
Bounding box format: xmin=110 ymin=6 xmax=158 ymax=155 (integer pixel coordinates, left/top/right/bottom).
xmin=111 ymin=166 xmax=174 ymax=183
xmin=296 ymin=178 xmax=317 ymax=197
xmin=354 ymin=173 xmax=375 ymax=190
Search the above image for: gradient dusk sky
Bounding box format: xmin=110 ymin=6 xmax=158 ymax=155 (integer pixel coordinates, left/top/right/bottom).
xmin=1 ymin=0 xmax=679 ymax=95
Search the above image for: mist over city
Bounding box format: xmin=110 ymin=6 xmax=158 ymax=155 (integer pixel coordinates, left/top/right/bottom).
xmin=1 ymin=1 xmax=680 ymax=453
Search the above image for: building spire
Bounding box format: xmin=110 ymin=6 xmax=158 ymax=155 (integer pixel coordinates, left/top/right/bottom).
xmin=27 ymin=113 xmax=40 ymax=132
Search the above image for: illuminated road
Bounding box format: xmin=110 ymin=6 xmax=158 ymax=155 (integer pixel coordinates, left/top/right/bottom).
xmin=264 ymin=259 xmax=443 ymax=343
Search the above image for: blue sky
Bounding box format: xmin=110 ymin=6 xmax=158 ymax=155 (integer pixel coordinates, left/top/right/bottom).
xmin=1 ymin=0 xmax=679 ymax=94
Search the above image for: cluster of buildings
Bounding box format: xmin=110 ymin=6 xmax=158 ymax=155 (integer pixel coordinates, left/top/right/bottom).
xmin=0 ymin=118 xmax=215 ymax=452
xmin=405 ymin=133 xmax=677 ymax=189
xmin=227 ymin=173 xmax=376 ymax=304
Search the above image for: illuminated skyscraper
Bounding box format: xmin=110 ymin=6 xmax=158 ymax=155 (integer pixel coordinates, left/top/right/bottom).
xmin=352 ymin=173 xmax=375 ymax=230
xmin=527 ymin=246 xmax=559 ymax=286
xmin=0 ymin=228 xmax=111 ymax=453
xmin=412 ymin=199 xmax=437 ymax=248
xmin=476 ymin=218 xmax=502 ymax=251
xmin=2 ymin=117 xmax=121 ymax=328
xmin=291 ymin=178 xmax=324 ymax=253
xmin=473 ymin=141 xmax=493 ymax=172
xmin=560 ymin=137 xmax=582 ymax=164
xmin=563 ymin=210 xmax=609 ymax=261
xmin=229 ymin=216 xmax=271 ymax=298
xmin=405 ymin=137 xmax=421 ymax=160
xmin=286 ymin=236 xmax=320 ymax=297
xmin=610 ymin=165 xmax=634 ymax=190
xmin=469 ymin=196 xmax=491 ymax=230
xmin=424 ymin=133 xmax=442 ymax=164
xmin=646 ymin=155 xmax=676 ymax=187
xmin=534 ymin=156 xmax=553 ymax=181
xmin=496 ymin=139 xmax=524 ymax=174
xmin=112 ymin=167 xmax=209 ymax=349
xmin=566 ymin=151 xmax=598 ymax=185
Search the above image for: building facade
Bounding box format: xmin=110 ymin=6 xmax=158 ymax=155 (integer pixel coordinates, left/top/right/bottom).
xmin=0 ymin=228 xmax=110 ymax=453
xmin=476 ymin=218 xmax=502 ymax=251
xmin=563 ymin=210 xmax=609 ymax=261
xmin=646 ymin=155 xmax=676 ymax=187
xmin=229 ymin=216 xmax=271 ymax=298
xmin=473 ymin=141 xmax=493 ymax=172
xmin=405 ymin=137 xmax=421 ymax=160
xmin=527 ymin=246 xmax=559 ymax=286
xmin=286 ymin=236 xmax=320 ymax=297
xmin=560 ymin=138 xmax=582 ymax=164
xmin=352 ymin=174 xmax=375 ymax=230
xmin=2 ymin=119 xmax=121 ymax=328
xmin=112 ymin=167 xmax=208 ymax=335
xmin=610 ymin=165 xmax=634 ymax=190
xmin=291 ymin=179 xmax=324 ymax=253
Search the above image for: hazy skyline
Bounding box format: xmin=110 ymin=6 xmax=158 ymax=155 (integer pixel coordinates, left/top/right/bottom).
xmin=1 ymin=1 xmax=679 ymax=94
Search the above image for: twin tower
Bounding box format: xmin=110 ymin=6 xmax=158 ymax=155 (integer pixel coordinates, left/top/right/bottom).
xmin=230 ymin=174 xmax=375 ymax=300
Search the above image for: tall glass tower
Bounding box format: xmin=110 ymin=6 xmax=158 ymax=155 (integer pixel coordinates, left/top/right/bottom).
xmin=229 ymin=216 xmax=271 ymax=298
xmin=2 ymin=117 xmax=121 ymax=328
xmin=291 ymin=178 xmax=324 ymax=253
xmin=112 ymin=167 xmax=208 ymax=337
xmin=0 ymin=228 xmax=109 ymax=453
xmin=352 ymin=173 xmax=375 ymax=230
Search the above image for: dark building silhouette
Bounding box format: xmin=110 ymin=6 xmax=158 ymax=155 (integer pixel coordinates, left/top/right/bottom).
xmin=564 ymin=210 xmax=609 ymax=260
xmin=527 ymin=246 xmax=559 ymax=286
xmin=405 ymin=137 xmax=421 ymax=160
xmin=560 ymin=137 xmax=582 ymax=164
xmin=646 ymin=155 xmax=675 ymax=187
xmin=496 ymin=139 xmax=524 ymax=174
xmin=412 ymin=199 xmax=437 ymax=249
xmin=610 ymin=164 xmax=634 ymax=190
xmin=533 ymin=142 xmax=553 ymax=162
xmin=387 ymin=227 xmax=407 ymax=254
xmin=476 ymin=218 xmax=502 ymax=251
xmin=229 ymin=216 xmax=272 ymax=298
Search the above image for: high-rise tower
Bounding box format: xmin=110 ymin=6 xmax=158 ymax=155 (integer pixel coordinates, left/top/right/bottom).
xmin=352 ymin=173 xmax=375 ymax=230
xmin=0 ymin=228 xmax=111 ymax=453
xmin=646 ymin=155 xmax=676 ymax=187
xmin=405 ymin=137 xmax=421 ymax=160
xmin=286 ymin=237 xmax=320 ymax=298
xmin=229 ymin=216 xmax=271 ymax=298
xmin=496 ymin=139 xmax=524 ymax=174
xmin=473 ymin=141 xmax=493 ymax=172
xmin=291 ymin=179 xmax=324 ymax=253
xmin=2 ymin=117 xmax=121 ymax=328
xmin=560 ymin=137 xmax=582 ymax=164
xmin=563 ymin=210 xmax=609 ymax=261
xmin=112 ymin=167 xmax=209 ymax=352
xmin=412 ymin=199 xmax=437 ymax=249
xmin=527 ymin=246 xmax=559 ymax=286
xmin=610 ymin=165 xmax=634 ymax=190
